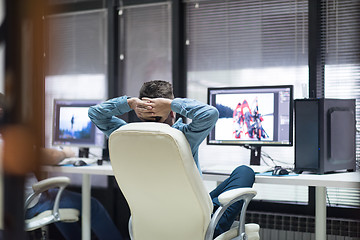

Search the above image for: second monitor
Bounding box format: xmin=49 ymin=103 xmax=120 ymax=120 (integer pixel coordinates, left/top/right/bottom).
xmin=52 ymin=99 xmax=105 ymax=157
xmin=207 ymin=85 xmax=293 ymax=165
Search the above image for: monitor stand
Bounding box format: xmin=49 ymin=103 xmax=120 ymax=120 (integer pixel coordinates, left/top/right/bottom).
xmin=79 ymin=147 xmax=89 ymax=158
xmin=250 ymin=146 xmax=261 ymax=165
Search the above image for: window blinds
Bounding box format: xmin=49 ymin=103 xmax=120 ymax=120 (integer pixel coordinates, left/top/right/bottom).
xmin=322 ymin=0 xmax=360 ymax=208
xmin=185 ymin=0 xmax=308 ymax=72
xmin=185 ymin=0 xmax=309 ymax=178
xmin=47 ymin=10 xmax=107 ymax=75
xmin=120 ymin=2 xmax=172 ymax=97
xmin=185 ymin=0 xmax=359 ymax=207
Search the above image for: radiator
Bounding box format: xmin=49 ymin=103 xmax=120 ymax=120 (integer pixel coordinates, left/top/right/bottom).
xmin=246 ymin=212 xmax=360 ymax=240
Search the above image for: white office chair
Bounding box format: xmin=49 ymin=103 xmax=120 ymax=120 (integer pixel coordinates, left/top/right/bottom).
xmin=109 ymin=122 xmax=260 ymax=240
xmin=24 ymin=176 xmax=80 ymax=236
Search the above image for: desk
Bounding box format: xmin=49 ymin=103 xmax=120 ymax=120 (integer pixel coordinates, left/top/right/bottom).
xmin=42 ymin=162 xmax=114 ymax=240
xmin=43 ymin=163 xmax=360 ymax=240
xmin=203 ymin=170 xmax=360 ymax=240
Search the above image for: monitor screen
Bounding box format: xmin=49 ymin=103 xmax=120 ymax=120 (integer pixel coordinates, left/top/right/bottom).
xmin=207 ymin=85 xmax=293 ymax=148
xmin=52 ymin=99 xmax=105 ymax=148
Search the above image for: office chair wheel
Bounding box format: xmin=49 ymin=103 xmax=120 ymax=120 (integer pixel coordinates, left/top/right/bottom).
xmin=240 ymin=232 xmax=248 ymax=240
xmin=28 ymin=225 xmax=49 ymax=240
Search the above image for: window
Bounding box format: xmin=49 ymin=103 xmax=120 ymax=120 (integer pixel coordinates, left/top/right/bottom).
xmin=44 ymin=9 xmax=108 ymax=187
xmin=45 ymin=10 xmax=108 ymax=150
xmin=185 ymin=0 xmax=359 ymax=208
xmin=322 ymin=0 xmax=360 ymax=207
xmin=119 ymin=2 xmax=172 ymax=97
xmin=185 ymin=0 xmax=309 ymax=202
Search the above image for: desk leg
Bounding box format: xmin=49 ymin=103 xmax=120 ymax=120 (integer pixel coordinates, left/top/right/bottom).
xmin=315 ymin=186 xmax=326 ymax=240
xmin=82 ymin=174 xmax=91 ymax=240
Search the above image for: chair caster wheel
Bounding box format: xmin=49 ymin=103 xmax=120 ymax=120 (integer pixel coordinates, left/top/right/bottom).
xmin=241 ymin=233 xmax=248 ymax=240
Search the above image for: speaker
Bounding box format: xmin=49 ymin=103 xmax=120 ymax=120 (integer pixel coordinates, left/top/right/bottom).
xmin=294 ymin=98 xmax=356 ymax=174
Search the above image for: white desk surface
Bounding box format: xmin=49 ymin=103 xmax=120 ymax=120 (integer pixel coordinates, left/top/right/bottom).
xmin=42 ymin=162 xmax=114 ymax=176
xmin=42 ymin=162 xmax=359 ymax=240
xmin=202 ymin=170 xmax=360 ymax=189
xmin=42 ymin=162 xmax=360 ymax=189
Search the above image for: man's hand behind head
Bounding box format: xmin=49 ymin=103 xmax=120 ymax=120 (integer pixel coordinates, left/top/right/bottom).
xmin=128 ymin=97 xmax=172 ymax=122
xmin=140 ymin=98 xmax=172 ymax=122
xmin=127 ymin=97 xmax=153 ymax=121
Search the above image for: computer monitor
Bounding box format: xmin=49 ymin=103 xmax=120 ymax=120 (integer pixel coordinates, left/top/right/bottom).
xmin=207 ymin=85 xmax=293 ymax=165
xmin=52 ymin=99 xmax=105 ymax=156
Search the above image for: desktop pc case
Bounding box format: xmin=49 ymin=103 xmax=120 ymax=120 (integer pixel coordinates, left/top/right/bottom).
xmin=294 ymin=98 xmax=356 ymax=174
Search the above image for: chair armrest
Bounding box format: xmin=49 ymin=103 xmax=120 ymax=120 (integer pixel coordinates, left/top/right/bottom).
xmin=32 ymin=176 xmax=70 ymax=193
xmin=217 ymin=188 xmax=257 ymax=206
xmin=25 ymin=176 xmax=71 ymax=219
xmin=205 ymin=187 xmax=257 ymax=240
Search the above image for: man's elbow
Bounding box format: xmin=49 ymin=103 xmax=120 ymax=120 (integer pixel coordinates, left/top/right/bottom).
xmin=88 ymin=106 xmax=96 ymax=122
xmin=210 ymin=106 xmax=219 ymax=120
xmin=205 ymin=107 xmax=219 ymax=125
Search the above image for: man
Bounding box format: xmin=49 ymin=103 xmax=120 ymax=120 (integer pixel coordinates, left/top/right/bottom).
xmin=0 ymin=93 xmax=123 ymax=240
xmin=88 ymin=80 xmax=255 ymax=237
xmin=24 ymin=147 xmax=124 ymax=240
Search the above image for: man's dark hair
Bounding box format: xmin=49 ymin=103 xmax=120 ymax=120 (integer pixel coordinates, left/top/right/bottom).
xmin=139 ymin=80 xmax=174 ymax=99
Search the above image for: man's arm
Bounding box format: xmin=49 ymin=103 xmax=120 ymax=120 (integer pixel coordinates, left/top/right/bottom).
xmin=40 ymin=147 xmax=75 ymax=166
xmin=88 ymin=96 xmax=153 ymax=137
xmin=140 ymin=97 xmax=219 ymax=147
xmin=171 ymin=98 xmax=219 ymax=147
xmin=36 ymin=147 xmax=75 ymax=180
xmin=88 ymin=96 xmax=131 ymax=137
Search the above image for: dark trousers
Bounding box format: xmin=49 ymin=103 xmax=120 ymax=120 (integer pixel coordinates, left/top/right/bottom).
xmin=209 ymin=165 xmax=255 ymax=237
xmin=25 ymin=189 xmax=123 ymax=240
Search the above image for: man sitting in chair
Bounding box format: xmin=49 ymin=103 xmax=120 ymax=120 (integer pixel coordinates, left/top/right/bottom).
xmin=24 ymin=147 xmax=124 ymax=240
xmin=0 ymin=93 xmax=123 ymax=240
xmin=88 ymin=80 xmax=255 ymax=238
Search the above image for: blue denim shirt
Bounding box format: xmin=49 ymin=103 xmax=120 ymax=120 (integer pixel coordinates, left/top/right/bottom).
xmin=88 ymin=96 xmax=219 ymax=172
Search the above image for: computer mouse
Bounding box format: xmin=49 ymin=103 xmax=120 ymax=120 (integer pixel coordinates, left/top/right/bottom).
xmin=272 ymin=167 xmax=289 ymax=176
xmin=73 ymin=160 xmax=87 ymax=167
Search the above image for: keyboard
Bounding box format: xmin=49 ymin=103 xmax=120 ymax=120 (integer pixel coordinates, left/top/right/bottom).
xmin=58 ymin=157 xmax=98 ymax=166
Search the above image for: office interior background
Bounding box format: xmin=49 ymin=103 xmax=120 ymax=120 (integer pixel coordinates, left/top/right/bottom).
xmin=0 ymin=0 xmax=359 ymax=239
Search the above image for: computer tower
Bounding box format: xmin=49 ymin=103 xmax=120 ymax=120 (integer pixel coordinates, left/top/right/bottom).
xmin=294 ymin=98 xmax=356 ymax=174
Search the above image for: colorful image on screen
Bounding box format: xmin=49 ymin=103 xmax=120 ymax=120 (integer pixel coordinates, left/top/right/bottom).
xmin=207 ymin=85 xmax=293 ymax=147
xmin=215 ymin=93 xmax=274 ymax=141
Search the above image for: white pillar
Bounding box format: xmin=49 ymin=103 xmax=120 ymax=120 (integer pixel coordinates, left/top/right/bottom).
xmin=315 ymin=186 xmax=326 ymax=240
xmin=82 ymin=174 xmax=91 ymax=240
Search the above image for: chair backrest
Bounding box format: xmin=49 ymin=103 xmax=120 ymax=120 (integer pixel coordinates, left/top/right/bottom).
xmin=109 ymin=122 xmax=213 ymax=240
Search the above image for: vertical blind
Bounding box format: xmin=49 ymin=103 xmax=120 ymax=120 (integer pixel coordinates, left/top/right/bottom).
xmin=47 ymin=10 xmax=107 ymax=75
xmin=186 ymin=0 xmax=308 ymax=72
xmin=185 ymin=0 xmax=359 ymax=207
xmin=185 ymin=0 xmax=309 ymax=102
xmin=120 ymin=2 xmax=172 ymax=97
xmin=44 ymin=9 xmax=108 ymax=187
xmin=184 ymin=0 xmax=309 ymax=203
xmin=322 ymin=0 xmax=360 ymax=207
xmin=45 ymin=10 xmax=108 ymax=148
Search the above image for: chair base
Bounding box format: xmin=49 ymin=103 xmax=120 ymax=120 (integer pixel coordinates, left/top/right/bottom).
xmin=27 ymin=225 xmax=49 ymax=240
xmin=25 ymin=208 xmax=80 ymax=231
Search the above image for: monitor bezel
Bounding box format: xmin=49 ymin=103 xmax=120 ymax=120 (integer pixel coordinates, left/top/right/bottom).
xmin=52 ymin=99 xmax=105 ymax=148
xmin=207 ymin=85 xmax=294 ymax=147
